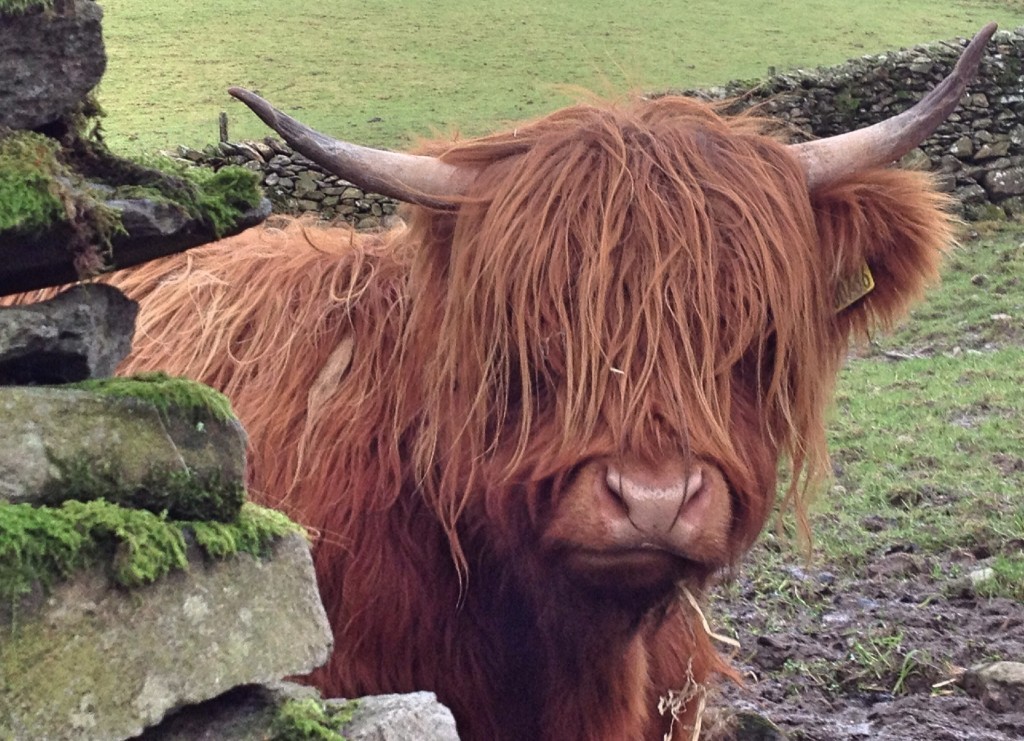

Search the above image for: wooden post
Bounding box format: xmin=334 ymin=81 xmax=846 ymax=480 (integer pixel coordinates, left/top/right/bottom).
xmin=219 ymin=112 xmax=229 ymax=143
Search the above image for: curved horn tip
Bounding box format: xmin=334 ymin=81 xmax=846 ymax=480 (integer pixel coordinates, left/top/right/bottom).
xmin=228 ymin=87 xmax=260 ymax=105
xmin=975 ymin=22 xmax=998 ymax=43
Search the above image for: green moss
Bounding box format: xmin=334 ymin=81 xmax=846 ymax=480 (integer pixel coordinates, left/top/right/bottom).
xmin=0 ymin=103 xmax=261 ymax=280
xmin=191 ymin=505 xmax=302 ymax=559
xmin=82 ymin=150 xmax=262 ymax=238
xmin=188 ymin=166 xmax=263 ymax=236
xmin=71 ymin=372 xmax=236 ymax=423
xmin=0 ymin=132 xmax=71 ymax=233
xmin=0 ymin=500 xmax=302 ymax=606
xmin=0 ymin=130 xmax=125 ymax=273
xmin=41 ymin=454 xmax=246 ymax=522
xmin=271 ymin=698 xmax=359 ymax=741
xmin=833 ymin=86 xmax=862 ymax=116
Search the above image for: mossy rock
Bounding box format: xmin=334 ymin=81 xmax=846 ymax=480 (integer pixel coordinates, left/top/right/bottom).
xmin=0 ymin=499 xmax=300 ymax=602
xmin=0 ymin=125 xmax=266 ymax=295
xmin=0 ymin=523 xmax=331 ymax=741
xmin=0 ymin=378 xmax=248 ymax=521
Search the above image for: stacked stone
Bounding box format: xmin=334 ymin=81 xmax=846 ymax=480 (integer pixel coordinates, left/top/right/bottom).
xmin=683 ymin=27 xmax=1024 ymax=220
xmin=176 ymin=140 xmax=401 ymax=229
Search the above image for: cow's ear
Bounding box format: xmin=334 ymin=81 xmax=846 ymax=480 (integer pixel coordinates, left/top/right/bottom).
xmin=810 ymin=169 xmax=955 ymax=339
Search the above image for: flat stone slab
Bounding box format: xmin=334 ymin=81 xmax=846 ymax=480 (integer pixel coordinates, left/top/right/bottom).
xmin=0 ymin=532 xmax=332 ymax=740
xmin=0 ymin=197 xmax=271 ymax=298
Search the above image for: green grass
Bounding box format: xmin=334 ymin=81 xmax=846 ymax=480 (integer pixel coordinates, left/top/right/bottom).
xmin=811 ymin=226 xmax=1024 ymax=577
xmin=870 ymin=227 xmax=1024 ymax=354
xmin=821 ymin=348 xmax=1024 ymax=565
xmin=96 ymin=0 xmax=1024 ymax=155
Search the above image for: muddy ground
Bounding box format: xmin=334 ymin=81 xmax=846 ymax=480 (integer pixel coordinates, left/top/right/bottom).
xmin=708 ymin=546 xmax=1024 ymax=739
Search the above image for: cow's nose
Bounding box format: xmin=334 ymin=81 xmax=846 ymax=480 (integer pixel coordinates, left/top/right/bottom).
xmin=605 ymin=465 xmax=704 ymax=535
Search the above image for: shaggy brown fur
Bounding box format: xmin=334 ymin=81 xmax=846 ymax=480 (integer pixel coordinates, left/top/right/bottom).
xmin=102 ymin=95 xmax=951 ymax=740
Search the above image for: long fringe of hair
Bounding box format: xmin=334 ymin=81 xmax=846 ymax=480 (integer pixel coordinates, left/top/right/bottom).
xmin=405 ymin=97 xmax=842 ymax=561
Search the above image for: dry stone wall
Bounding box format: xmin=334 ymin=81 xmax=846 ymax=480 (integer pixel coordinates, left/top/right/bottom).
xmin=181 ymin=26 xmax=1024 ymax=224
xmin=176 ymin=140 xmax=401 ymax=229
xmin=679 ymin=26 xmax=1024 ymax=220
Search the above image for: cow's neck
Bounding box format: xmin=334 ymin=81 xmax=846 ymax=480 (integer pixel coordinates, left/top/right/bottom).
xmin=466 ymin=554 xmax=662 ymax=741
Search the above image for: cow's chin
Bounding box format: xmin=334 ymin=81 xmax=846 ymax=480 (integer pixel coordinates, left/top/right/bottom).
xmin=558 ymin=547 xmax=709 ymax=610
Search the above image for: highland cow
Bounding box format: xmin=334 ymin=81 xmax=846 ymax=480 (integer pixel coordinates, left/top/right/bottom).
xmin=109 ymin=26 xmax=992 ymax=740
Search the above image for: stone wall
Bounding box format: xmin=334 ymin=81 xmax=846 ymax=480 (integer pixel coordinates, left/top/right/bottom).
xmin=679 ymin=26 xmax=1024 ymax=220
xmin=179 ymin=26 xmax=1024 ymax=224
xmin=176 ymin=140 xmax=400 ymax=229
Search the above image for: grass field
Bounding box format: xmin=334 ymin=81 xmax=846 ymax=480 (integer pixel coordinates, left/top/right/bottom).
xmin=816 ymin=226 xmax=1024 ymax=596
xmin=96 ymin=0 xmax=1024 ymax=155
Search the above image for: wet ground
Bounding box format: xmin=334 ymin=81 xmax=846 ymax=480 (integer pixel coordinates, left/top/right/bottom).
xmin=709 ymin=548 xmax=1024 ymax=739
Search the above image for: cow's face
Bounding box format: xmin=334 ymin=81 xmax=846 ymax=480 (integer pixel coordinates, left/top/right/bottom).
xmin=404 ymin=102 xmax=838 ymax=609
xmin=406 ymin=100 xmax=953 ymax=613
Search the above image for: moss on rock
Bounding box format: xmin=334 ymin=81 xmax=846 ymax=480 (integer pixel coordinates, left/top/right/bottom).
xmin=0 ymin=132 xmax=67 ymax=232
xmin=0 ymin=500 xmax=303 ymax=605
xmin=1 ymin=106 xmax=262 ymax=281
xmin=71 ymin=371 xmax=236 ymax=423
xmin=271 ymin=698 xmax=359 ymax=741
xmin=41 ymin=454 xmax=247 ymax=522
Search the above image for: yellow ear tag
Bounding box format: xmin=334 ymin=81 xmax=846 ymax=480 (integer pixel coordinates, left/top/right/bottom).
xmin=835 ymin=261 xmax=875 ymax=313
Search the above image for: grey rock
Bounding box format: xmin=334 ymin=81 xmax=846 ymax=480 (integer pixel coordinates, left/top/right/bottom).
xmin=974 ymin=140 xmax=1012 ymax=160
xmin=106 ymin=198 xmax=193 ymax=237
xmin=0 ymin=0 xmax=106 ymax=129
xmin=0 ymin=284 xmax=136 ymax=384
xmin=0 ymin=533 xmax=332 ymax=741
xmin=0 ymin=384 xmax=246 ymax=520
xmin=955 ymin=182 xmax=988 ymax=204
xmin=339 ymin=692 xmax=460 ymax=741
xmin=983 ymin=167 xmax=1024 ymax=197
xmin=961 ymin=661 xmax=1024 ymax=713
xmin=142 ymin=684 xmax=460 ymax=741
xmin=967 ymin=566 xmax=996 ymax=584
xmin=949 ymin=135 xmax=975 ymax=158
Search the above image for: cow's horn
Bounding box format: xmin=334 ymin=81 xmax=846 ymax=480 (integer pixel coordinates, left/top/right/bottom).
xmin=791 ymin=23 xmax=997 ymax=191
xmin=228 ymin=87 xmax=474 ymax=209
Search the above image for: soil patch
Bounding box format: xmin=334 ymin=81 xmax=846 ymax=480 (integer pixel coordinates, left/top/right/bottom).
xmin=710 ymin=552 xmax=1024 ymax=739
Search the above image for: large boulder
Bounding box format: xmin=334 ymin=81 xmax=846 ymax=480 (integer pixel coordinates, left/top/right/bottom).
xmin=0 ymin=532 xmax=332 ymax=740
xmin=0 ymin=378 xmax=247 ymax=521
xmin=0 ymin=0 xmax=106 ymax=130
